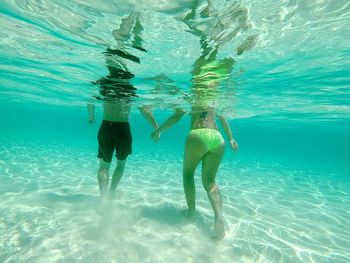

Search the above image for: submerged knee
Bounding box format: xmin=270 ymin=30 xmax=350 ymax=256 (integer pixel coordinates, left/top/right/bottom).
xmin=98 ymin=169 xmax=108 ymax=180
xmin=203 ymin=182 xmax=218 ymax=194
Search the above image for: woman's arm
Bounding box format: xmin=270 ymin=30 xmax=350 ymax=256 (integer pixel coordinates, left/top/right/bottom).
xmin=152 ymin=108 xmax=186 ymax=141
xmin=217 ymin=114 xmax=238 ymax=151
xmin=139 ymin=105 xmax=159 ymax=130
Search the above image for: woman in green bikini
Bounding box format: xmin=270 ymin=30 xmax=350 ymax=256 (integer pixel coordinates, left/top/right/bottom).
xmin=151 ymin=57 xmax=238 ymax=239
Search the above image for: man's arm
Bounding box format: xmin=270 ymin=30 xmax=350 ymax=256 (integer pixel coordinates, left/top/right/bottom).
xmin=139 ymin=105 xmax=161 ymax=141
xmin=138 ymin=106 xmax=159 ymax=130
xmin=217 ymin=114 xmax=238 ymax=151
xmin=87 ymin=103 xmax=96 ymax=125
xmin=152 ymin=108 xmax=186 ymax=141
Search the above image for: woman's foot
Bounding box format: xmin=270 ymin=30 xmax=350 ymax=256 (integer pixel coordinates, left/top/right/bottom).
xmin=213 ymin=217 xmax=225 ymax=240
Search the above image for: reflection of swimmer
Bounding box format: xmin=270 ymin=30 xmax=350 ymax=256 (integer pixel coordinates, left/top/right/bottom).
xmin=92 ymin=61 xmax=137 ymax=101
xmin=183 ymin=0 xmax=258 ymax=56
xmin=112 ymin=11 xmax=147 ymax=52
xmin=189 ymin=45 xmax=235 ymax=109
xmin=142 ymin=74 xmax=185 ymax=108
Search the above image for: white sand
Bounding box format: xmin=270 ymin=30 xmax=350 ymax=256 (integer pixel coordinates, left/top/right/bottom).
xmin=0 ymin=142 xmax=349 ymax=263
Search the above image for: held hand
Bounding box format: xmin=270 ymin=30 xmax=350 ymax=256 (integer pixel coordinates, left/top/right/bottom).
xmin=229 ymin=138 xmax=238 ymax=151
xmin=151 ymin=129 xmax=161 ymax=143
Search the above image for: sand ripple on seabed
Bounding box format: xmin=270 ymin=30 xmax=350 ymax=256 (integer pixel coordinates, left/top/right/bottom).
xmin=0 ymin=144 xmax=350 ymax=263
xmin=219 ymin=164 xmax=350 ymax=263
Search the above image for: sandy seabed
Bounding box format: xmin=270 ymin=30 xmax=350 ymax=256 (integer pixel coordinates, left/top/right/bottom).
xmin=0 ymin=142 xmax=349 ymax=263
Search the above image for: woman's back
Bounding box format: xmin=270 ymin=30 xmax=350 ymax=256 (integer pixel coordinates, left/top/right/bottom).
xmin=190 ymin=106 xmax=217 ymax=130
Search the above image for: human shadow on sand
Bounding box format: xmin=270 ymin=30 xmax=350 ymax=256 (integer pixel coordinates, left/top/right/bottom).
xmin=140 ymin=203 xmax=213 ymax=237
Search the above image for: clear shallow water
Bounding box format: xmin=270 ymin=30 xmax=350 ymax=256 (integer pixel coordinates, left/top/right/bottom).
xmin=0 ymin=136 xmax=350 ymax=262
xmin=1 ymin=0 xmax=350 ymax=262
xmin=1 ymin=104 xmax=349 ymax=262
xmin=1 ymin=133 xmax=349 ymax=262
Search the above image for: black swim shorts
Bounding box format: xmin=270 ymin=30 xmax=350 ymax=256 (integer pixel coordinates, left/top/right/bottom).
xmin=97 ymin=121 xmax=132 ymax=162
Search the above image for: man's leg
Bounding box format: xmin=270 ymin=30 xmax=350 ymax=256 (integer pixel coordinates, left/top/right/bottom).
xmin=109 ymin=159 xmax=127 ymax=194
xmin=98 ymin=159 xmax=111 ymax=199
xmin=183 ymin=134 xmax=207 ymax=211
xmin=201 ymin=145 xmax=225 ymax=239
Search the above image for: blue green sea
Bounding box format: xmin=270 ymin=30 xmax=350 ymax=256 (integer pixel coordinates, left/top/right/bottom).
xmin=0 ymin=1 xmax=349 ymax=262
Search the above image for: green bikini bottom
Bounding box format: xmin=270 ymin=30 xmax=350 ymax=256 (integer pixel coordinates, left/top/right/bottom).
xmin=190 ymin=128 xmax=224 ymax=151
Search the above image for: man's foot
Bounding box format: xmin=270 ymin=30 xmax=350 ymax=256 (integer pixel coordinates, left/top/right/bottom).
xmin=96 ymin=195 xmax=109 ymax=213
xmin=100 ymin=189 xmax=109 ymax=200
xmin=108 ymin=190 xmax=117 ymax=200
xmin=213 ymin=217 xmax=225 ymax=240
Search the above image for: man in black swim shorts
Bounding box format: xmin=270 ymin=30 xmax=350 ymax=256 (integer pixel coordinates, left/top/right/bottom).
xmin=87 ymin=51 xmax=158 ymax=199
xmin=87 ymin=58 xmax=158 ymax=199
xmin=98 ymin=121 xmax=132 ymax=162
xmin=88 ymin=97 xmax=158 ymax=199
xmin=87 ymin=12 xmax=159 ymax=199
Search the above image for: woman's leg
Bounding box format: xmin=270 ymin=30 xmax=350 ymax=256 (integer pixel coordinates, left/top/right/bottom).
xmin=201 ymin=144 xmax=225 ymax=239
xmin=183 ymin=133 xmax=207 ymax=211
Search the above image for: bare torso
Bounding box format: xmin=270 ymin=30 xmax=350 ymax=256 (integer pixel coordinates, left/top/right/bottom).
xmin=190 ymin=106 xmax=217 ymax=130
xmin=102 ymin=100 xmax=131 ymax=122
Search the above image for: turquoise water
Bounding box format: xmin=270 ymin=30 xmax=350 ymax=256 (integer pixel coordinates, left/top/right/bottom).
xmin=1 ymin=1 xmax=350 ymax=262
